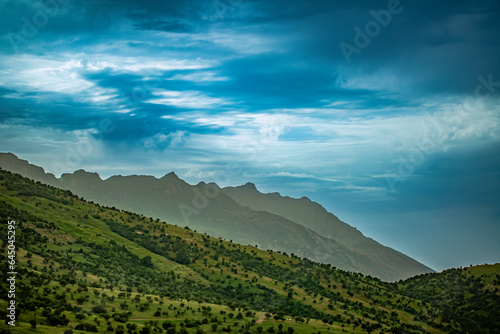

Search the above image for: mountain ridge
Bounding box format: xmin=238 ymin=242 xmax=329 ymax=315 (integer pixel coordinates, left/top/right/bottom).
xmin=221 ymin=183 xmax=432 ymax=281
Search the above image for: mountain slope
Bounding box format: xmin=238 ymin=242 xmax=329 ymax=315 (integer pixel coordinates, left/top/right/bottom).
xmin=0 ymin=169 xmax=498 ymax=334
xmin=0 ymin=152 xmax=432 ymax=281
xmin=222 ymin=183 xmax=434 ymax=281
xmin=55 ymin=170 xmax=377 ymax=276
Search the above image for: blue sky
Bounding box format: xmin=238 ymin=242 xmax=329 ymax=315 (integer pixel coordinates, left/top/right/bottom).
xmin=1 ymin=0 xmax=499 ymax=271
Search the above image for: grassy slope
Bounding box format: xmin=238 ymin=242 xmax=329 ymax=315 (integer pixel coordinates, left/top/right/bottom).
xmin=0 ymin=169 xmax=497 ymax=334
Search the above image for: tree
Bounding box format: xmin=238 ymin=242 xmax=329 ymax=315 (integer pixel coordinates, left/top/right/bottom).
xmin=273 ymin=314 xmax=284 ymax=321
xmin=287 ymin=327 xmax=294 ymax=334
xmin=141 ymin=255 xmax=153 ymax=268
xmin=163 ymin=320 xmax=174 ymax=330
xmin=92 ymin=305 xmax=107 ymax=314
xmin=175 ymin=250 xmax=191 ymax=265
xmin=115 ymin=325 xmax=126 ymax=334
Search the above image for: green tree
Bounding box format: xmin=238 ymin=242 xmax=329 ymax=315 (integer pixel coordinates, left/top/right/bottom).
xmin=175 ymin=250 xmax=191 ymax=265
xmin=141 ymin=255 xmax=153 ymax=268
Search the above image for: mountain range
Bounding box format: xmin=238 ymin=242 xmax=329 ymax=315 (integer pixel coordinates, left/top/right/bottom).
xmin=0 ymin=166 xmax=498 ymax=334
xmin=0 ymin=152 xmax=433 ymax=281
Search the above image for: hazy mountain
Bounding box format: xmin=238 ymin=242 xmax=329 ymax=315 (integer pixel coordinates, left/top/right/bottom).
xmin=222 ymin=183 xmax=432 ymax=281
xmin=0 ymin=152 xmax=433 ymax=281
xmin=0 ymin=152 xmax=59 ymax=186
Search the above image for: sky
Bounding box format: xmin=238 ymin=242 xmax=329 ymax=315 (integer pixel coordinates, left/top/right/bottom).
xmin=0 ymin=0 xmax=499 ymax=271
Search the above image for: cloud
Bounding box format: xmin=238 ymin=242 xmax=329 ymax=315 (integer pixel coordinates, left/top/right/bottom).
xmin=1 ymin=0 xmax=500 ymax=269
xmin=146 ymin=89 xmax=232 ymax=109
xmin=168 ymin=71 xmax=230 ymax=82
xmin=143 ymin=130 xmax=187 ymax=150
xmin=135 ymin=20 xmax=191 ymax=33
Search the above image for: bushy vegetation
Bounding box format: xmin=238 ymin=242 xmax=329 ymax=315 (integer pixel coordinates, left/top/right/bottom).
xmin=0 ymin=169 xmax=498 ymax=333
xmin=396 ymin=267 xmax=500 ymax=333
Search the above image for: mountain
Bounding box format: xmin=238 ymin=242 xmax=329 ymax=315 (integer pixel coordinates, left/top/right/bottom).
xmin=0 ymin=152 xmax=59 ymax=187
xmin=222 ymin=183 xmax=431 ymax=281
xmin=0 ymin=168 xmax=498 ymax=334
xmin=0 ymin=152 xmax=433 ymax=281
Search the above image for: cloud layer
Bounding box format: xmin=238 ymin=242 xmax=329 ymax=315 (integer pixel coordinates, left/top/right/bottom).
xmin=1 ymin=0 xmax=499 ymax=270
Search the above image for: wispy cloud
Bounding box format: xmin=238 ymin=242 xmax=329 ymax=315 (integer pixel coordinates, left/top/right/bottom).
xmin=0 ymin=0 xmax=499 ymax=269
xmin=147 ymin=90 xmax=232 ymax=109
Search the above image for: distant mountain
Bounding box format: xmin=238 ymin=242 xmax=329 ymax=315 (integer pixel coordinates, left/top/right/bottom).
xmin=222 ymin=183 xmax=432 ymax=281
xmin=0 ymin=152 xmax=59 ymax=186
xmin=0 ymin=152 xmax=433 ymax=281
xmin=223 ymin=182 xmax=361 ymax=243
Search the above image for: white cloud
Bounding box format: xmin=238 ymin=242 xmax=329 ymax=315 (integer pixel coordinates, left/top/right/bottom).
xmin=0 ymin=56 xmax=92 ymax=94
xmin=199 ymin=29 xmax=279 ymax=55
xmin=147 ymin=90 xmax=231 ymax=109
xmin=143 ymin=131 xmax=187 ymax=150
xmin=0 ymin=55 xmax=118 ymax=105
xmin=0 ymin=54 xmax=217 ymax=108
xmin=75 ymin=54 xmax=216 ymax=73
xmin=168 ymin=71 xmax=230 ymax=82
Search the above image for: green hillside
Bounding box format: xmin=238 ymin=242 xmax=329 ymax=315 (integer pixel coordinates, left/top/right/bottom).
xmin=396 ymin=264 xmax=500 ymax=333
xmin=0 ymin=169 xmax=498 ymax=333
xmin=0 ymin=153 xmax=432 ymax=282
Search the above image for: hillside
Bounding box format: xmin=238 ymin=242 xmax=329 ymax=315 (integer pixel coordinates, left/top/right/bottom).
xmin=222 ymin=183 xmax=433 ymax=281
xmin=397 ymin=264 xmax=500 ymax=333
xmin=0 ymin=169 xmax=499 ymax=334
xmin=0 ymin=153 xmax=433 ymax=281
